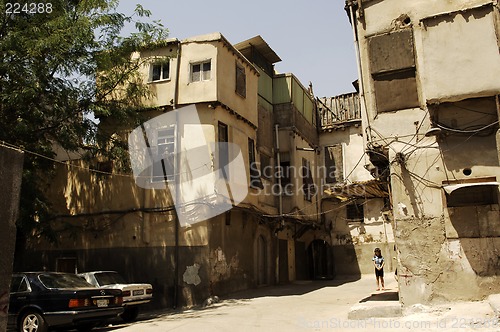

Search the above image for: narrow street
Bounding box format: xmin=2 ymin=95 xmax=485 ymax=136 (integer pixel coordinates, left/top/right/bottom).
xmin=95 ymin=274 xmax=500 ymax=332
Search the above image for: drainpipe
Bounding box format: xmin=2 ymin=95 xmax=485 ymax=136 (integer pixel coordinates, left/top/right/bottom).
xmin=173 ymin=41 xmax=181 ymax=309
xmin=496 ymin=96 xmax=500 ymax=164
xmin=347 ymin=1 xmax=372 ymax=144
xmin=274 ymin=124 xmax=282 ymax=284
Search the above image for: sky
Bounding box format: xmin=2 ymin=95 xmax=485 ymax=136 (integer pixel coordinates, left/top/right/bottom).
xmin=116 ymin=0 xmax=358 ymax=98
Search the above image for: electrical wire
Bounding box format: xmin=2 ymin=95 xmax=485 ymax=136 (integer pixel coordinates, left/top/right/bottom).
xmin=342 ymin=151 xmax=368 ymax=183
xmin=400 ymin=110 xmax=429 ymax=155
xmin=435 ymin=120 xmax=499 ymax=134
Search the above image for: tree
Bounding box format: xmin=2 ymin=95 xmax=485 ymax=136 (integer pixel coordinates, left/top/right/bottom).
xmin=0 ymin=0 xmax=168 ymax=244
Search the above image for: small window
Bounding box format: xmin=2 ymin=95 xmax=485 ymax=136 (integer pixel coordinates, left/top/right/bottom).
xmin=368 ymin=29 xmax=419 ymax=112
xmin=325 ymin=145 xmax=343 ymax=184
xmin=279 ymin=153 xmax=292 ymax=194
xmin=10 ymin=275 xmax=30 ymax=293
xmin=248 ymin=138 xmax=262 ymax=188
xmin=302 ymin=158 xmax=315 ymax=201
xmin=56 ymin=257 xmax=77 ymax=273
xmin=236 ymin=63 xmax=246 ymax=98
xmin=152 ymin=126 xmax=176 ymax=183
xmin=346 ymin=202 xmax=364 ymax=222
xmin=191 ymin=60 xmax=211 ymax=82
xmin=151 ymin=62 xmax=170 ymax=81
xmin=218 ymin=122 xmax=228 ymax=179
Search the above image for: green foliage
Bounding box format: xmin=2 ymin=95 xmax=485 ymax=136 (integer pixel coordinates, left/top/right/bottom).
xmin=0 ymin=0 xmax=168 ymax=242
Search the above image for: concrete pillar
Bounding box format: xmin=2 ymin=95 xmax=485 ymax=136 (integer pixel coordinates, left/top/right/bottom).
xmin=287 ymin=238 xmax=296 ymax=281
xmin=0 ymin=145 xmax=24 ymax=332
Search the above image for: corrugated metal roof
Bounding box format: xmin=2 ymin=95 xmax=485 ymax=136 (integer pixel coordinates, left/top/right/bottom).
xmin=234 ymin=35 xmax=282 ymax=64
xmin=324 ymin=179 xmax=389 ymax=200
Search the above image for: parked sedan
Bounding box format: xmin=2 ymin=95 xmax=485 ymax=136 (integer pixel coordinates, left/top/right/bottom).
xmin=8 ymin=272 xmax=123 ymax=332
xmin=78 ymin=271 xmax=152 ymax=322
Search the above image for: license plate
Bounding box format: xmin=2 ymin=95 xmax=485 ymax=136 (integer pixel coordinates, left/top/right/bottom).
xmin=96 ymin=299 xmax=109 ymax=307
xmin=133 ymin=290 xmax=144 ymax=296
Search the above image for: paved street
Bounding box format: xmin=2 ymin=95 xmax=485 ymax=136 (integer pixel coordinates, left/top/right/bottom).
xmin=94 ymin=274 xmax=500 ymax=332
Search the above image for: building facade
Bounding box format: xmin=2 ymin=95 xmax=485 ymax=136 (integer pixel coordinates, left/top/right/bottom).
xmin=318 ymin=93 xmax=393 ymax=276
xmin=17 ymin=33 xmax=333 ymax=308
xmin=346 ymin=0 xmax=500 ymax=305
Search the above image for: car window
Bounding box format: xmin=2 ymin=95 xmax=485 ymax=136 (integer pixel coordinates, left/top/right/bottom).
xmin=10 ymin=276 xmax=29 ymax=293
xmin=94 ymin=272 xmax=127 ymax=285
xmin=39 ymin=273 xmax=94 ymax=289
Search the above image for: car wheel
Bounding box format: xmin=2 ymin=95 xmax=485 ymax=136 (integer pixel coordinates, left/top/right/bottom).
xmin=19 ymin=311 xmax=47 ymax=332
xmin=121 ymin=306 xmax=139 ymax=322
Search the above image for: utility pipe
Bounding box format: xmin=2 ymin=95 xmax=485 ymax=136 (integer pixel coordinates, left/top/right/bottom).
xmin=348 ymin=2 xmax=372 ymax=144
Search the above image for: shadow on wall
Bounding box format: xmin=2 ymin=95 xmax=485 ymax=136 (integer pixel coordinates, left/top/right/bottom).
xmin=15 ymin=245 xmax=212 ymax=310
xmin=447 ymin=201 xmax=500 ymax=277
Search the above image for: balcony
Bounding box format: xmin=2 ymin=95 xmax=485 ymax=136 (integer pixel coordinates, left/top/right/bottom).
xmin=318 ymin=93 xmax=361 ymax=131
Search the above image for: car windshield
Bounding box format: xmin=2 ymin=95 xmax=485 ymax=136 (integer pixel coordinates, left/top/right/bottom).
xmin=39 ymin=273 xmax=94 ymax=289
xmin=94 ymin=272 xmax=127 ymax=285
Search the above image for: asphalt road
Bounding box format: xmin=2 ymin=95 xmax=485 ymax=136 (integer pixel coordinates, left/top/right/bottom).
xmin=94 ymin=274 xmax=500 ymax=332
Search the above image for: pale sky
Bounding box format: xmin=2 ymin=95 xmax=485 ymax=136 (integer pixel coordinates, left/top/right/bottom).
xmin=117 ymin=0 xmax=358 ymax=98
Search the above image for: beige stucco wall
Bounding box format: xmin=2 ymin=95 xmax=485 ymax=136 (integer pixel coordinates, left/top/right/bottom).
xmin=359 ymin=0 xmax=499 ymax=117
xmin=279 ymin=132 xmax=320 ymax=220
xmin=419 ymin=5 xmax=500 ymax=103
xmin=216 ymin=41 xmax=259 ymax=126
xmin=354 ymin=0 xmax=500 ymax=305
xmin=138 ymin=45 xmax=179 ymax=108
xmin=176 ymin=39 xmax=218 ymax=105
xmin=319 ymin=125 xmax=373 ymax=183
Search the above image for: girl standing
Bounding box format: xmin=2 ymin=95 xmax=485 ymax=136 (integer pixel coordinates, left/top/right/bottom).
xmin=372 ymin=248 xmax=385 ymax=291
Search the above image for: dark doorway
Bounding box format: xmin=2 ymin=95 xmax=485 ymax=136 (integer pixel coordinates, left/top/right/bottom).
xmin=257 ymin=235 xmax=268 ymax=285
xmin=308 ymin=240 xmax=334 ymax=279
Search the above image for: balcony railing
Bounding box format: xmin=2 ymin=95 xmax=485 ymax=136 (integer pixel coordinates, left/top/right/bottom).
xmin=318 ymin=93 xmax=361 ymax=130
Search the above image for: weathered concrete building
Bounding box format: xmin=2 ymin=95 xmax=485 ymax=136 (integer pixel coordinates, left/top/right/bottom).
xmin=345 ymin=0 xmax=500 ymax=305
xmin=17 ymin=33 xmax=330 ymax=308
xmin=318 ymin=93 xmax=393 ymax=276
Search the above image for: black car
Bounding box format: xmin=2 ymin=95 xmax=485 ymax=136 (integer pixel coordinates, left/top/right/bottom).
xmin=8 ymin=272 xmax=124 ymax=332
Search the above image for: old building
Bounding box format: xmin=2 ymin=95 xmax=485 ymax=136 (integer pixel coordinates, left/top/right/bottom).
xmin=345 ymin=0 xmax=500 ymax=305
xmin=235 ymin=36 xmax=331 ymax=280
xmin=318 ymin=93 xmax=393 ymax=276
xmin=17 ymin=33 xmax=330 ymax=308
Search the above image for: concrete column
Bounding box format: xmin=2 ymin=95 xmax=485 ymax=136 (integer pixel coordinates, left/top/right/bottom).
xmin=287 ymin=238 xmax=296 ymax=282
xmin=0 ymin=145 xmax=24 ymax=332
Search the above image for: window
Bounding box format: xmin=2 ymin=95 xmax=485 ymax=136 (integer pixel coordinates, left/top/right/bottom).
xmin=279 ymin=152 xmax=292 ymax=194
xmin=325 ymin=145 xmax=343 ymax=184
xmin=191 ymin=60 xmax=211 ymax=82
xmin=151 ymin=62 xmax=170 ymax=81
xmin=152 ymin=126 xmax=176 ymax=182
xmin=346 ymin=202 xmax=364 ymax=222
xmin=218 ymin=122 xmax=228 ymax=179
xmin=368 ymin=29 xmax=419 ymax=112
xmin=10 ymin=276 xmax=30 ymax=293
xmin=56 ymin=257 xmax=77 ymax=273
xmin=260 ymin=153 xmax=272 ymax=180
xmin=236 ymin=63 xmax=246 ymax=97
xmin=302 ymin=158 xmax=315 ymax=201
xmin=248 ymin=138 xmax=262 ymax=188
xmin=446 ymin=186 xmax=498 ymax=207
